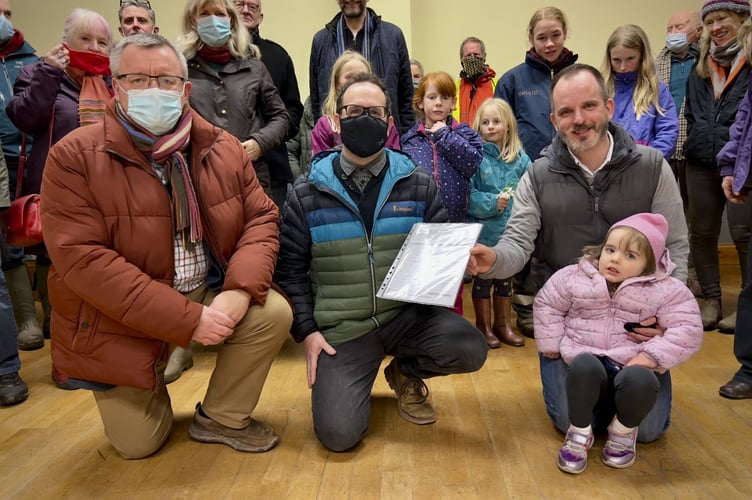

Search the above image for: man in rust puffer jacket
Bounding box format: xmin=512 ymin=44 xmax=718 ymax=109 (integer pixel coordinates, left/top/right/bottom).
xmin=40 ymin=34 xmax=291 ymax=459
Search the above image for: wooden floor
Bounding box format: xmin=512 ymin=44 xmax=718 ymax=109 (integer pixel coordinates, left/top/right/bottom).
xmin=2 ymin=255 xmax=751 ymax=499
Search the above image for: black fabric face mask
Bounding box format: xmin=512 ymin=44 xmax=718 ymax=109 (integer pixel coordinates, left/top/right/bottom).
xmin=339 ymin=114 xmax=389 ymax=157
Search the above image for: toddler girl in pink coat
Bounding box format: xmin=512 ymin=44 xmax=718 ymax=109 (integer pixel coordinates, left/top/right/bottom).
xmin=534 ymin=213 xmax=702 ymax=474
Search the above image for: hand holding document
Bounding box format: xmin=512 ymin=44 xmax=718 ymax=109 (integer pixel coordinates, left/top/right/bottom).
xmin=376 ymin=223 xmax=482 ymax=307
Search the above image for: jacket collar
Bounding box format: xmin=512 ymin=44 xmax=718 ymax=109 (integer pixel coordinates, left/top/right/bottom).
xmin=325 ymin=7 xmax=381 ymax=35
xmin=103 ymin=99 xmax=223 ymax=172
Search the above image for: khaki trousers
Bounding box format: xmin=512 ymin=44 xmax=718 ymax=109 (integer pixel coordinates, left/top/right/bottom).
xmin=93 ymin=286 xmax=291 ymax=459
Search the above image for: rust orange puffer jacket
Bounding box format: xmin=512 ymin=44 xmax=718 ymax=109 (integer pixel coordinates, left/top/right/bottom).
xmin=40 ymin=101 xmax=280 ymax=391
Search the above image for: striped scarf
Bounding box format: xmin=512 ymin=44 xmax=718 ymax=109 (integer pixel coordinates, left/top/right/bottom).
xmin=115 ymin=103 xmax=203 ymax=248
xmin=709 ymin=42 xmax=747 ymax=100
xmin=336 ymin=11 xmax=370 ymax=60
xmin=79 ymin=76 xmax=112 ymax=127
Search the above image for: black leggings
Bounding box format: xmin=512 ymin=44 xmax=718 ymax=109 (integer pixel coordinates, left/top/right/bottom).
xmin=566 ymin=352 xmax=660 ymax=428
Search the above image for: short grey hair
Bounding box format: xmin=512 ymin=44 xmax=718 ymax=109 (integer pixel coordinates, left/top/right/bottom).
xmin=118 ymin=1 xmax=157 ymax=24
xmin=110 ymin=34 xmax=188 ymax=79
xmin=459 ymin=36 xmax=486 ymax=59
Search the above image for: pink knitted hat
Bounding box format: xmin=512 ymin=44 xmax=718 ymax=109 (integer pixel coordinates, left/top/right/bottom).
xmin=612 ymin=212 xmax=669 ymax=264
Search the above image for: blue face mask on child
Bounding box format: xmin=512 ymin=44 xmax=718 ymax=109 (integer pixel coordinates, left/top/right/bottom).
xmin=197 ymin=16 xmax=232 ymax=48
xmin=0 ymin=15 xmax=14 ymax=43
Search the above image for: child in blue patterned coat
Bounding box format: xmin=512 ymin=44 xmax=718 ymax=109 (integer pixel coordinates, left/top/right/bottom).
xmin=468 ymin=98 xmax=531 ymax=348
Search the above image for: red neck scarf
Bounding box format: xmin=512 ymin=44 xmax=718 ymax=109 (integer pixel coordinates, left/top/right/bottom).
xmin=198 ymin=44 xmax=232 ymax=64
xmin=0 ymin=30 xmax=24 ymax=59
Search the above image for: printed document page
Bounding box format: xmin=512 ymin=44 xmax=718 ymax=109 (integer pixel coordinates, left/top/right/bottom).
xmin=376 ymin=223 xmax=482 ymax=307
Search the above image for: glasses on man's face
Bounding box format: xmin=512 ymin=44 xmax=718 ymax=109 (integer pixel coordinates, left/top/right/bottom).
xmin=339 ymin=104 xmax=388 ymax=119
xmin=120 ymin=0 xmax=152 ymax=7
xmin=118 ymin=73 xmax=185 ymax=91
xmin=232 ymin=1 xmax=260 ymax=13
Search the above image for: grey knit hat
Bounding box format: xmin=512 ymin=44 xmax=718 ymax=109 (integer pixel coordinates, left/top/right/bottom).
xmin=701 ymin=0 xmax=751 ymax=20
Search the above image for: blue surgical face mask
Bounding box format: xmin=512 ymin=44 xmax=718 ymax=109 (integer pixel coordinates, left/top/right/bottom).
xmin=125 ymin=87 xmax=184 ymax=136
xmin=197 ymin=15 xmax=232 ymax=48
xmin=666 ymin=33 xmax=689 ymax=54
xmin=0 ymin=15 xmax=14 ymax=43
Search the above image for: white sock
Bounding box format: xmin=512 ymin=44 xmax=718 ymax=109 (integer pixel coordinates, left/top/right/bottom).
xmin=570 ymin=424 xmax=592 ymax=435
xmin=610 ymin=418 xmax=635 ymax=435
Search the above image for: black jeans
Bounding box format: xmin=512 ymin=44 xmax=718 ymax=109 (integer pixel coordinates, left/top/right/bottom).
xmin=686 ymin=161 xmax=751 ymax=299
xmin=311 ymin=304 xmax=488 ymax=451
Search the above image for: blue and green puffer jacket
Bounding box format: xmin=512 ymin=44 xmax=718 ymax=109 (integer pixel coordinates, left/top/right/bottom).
xmin=275 ymin=148 xmax=448 ymax=346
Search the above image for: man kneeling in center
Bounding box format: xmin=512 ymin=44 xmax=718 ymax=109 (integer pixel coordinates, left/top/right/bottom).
xmin=275 ymin=72 xmax=488 ymax=452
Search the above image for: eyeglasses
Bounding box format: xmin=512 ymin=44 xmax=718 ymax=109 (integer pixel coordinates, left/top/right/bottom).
xmin=120 ymin=0 xmax=152 ymax=7
xmin=117 ymin=73 xmax=185 ymax=91
xmin=339 ymin=104 xmax=389 ymax=119
xmin=232 ymin=1 xmax=260 ymax=13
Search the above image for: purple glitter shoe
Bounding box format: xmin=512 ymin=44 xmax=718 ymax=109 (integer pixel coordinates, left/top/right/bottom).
xmin=602 ymin=425 xmax=638 ymax=468
xmin=557 ymin=426 xmax=594 ymax=474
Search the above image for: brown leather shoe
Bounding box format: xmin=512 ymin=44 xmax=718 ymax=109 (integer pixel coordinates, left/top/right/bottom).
xmin=719 ymin=379 xmax=752 ymax=399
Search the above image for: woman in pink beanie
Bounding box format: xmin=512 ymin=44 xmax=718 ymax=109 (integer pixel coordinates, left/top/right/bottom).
xmin=534 ymin=213 xmax=703 ymax=475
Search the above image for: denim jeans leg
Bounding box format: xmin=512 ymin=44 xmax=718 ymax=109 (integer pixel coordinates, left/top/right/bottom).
xmin=0 ymin=268 xmax=20 ymax=376
xmin=311 ymin=332 xmax=385 ymax=452
xmin=538 ymin=353 xmax=569 ymax=434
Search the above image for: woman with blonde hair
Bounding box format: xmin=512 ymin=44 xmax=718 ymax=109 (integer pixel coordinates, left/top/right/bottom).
xmin=602 ymin=24 xmax=678 ymax=160
xmin=311 ymin=50 xmax=400 ymax=156
xmin=169 ymin=0 xmax=288 ymax=382
xmin=685 ymin=0 xmax=752 ymax=331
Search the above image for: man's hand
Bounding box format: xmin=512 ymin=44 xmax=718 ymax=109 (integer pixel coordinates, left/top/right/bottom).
xmin=242 ymin=138 xmax=262 ymax=161
xmin=542 ymin=352 xmax=560 ymax=359
xmin=626 ymin=316 xmax=665 ymax=343
xmin=722 ymin=176 xmax=749 ymax=205
xmin=209 ymin=289 xmax=251 ymax=325
xmin=467 ymin=243 xmax=497 ymax=275
xmin=625 ymin=352 xmax=658 ymax=370
xmin=303 ymin=331 xmax=336 ymax=388
xmin=192 ymin=306 xmax=235 ymax=345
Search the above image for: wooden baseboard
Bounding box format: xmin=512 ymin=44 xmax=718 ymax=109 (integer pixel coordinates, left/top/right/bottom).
xmin=719 ymin=243 xmax=739 ymax=266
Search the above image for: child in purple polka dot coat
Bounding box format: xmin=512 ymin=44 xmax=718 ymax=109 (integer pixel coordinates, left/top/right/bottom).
xmin=400 ymin=71 xmax=483 ymax=314
xmin=400 ymin=71 xmax=483 ymax=224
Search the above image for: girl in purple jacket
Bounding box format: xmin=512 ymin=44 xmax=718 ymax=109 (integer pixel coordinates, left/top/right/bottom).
xmin=534 ymin=213 xmax=702 ymax=475
xmin=400 ymin=71 xmax=483 ymax=314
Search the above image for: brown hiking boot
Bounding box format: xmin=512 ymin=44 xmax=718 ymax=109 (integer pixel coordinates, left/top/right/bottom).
xmin=188 ymin=403 xmax=279 ymax=452
xmin=384 ymin=358 xmax=436 ymax=425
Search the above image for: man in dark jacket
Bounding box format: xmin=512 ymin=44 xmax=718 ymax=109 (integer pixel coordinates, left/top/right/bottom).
xmin=234 ymin=0 xmax=303 ymax=207
xmin=469 ymin=65 xmax=688 ymax=445
xmin=309 ymin=0 xmax=414 ymax=135
xmin=275 ymin=73 xmax=487 ymax=452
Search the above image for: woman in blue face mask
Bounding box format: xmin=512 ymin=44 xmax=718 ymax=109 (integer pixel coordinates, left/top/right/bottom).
xmin=172 ymin=0 xmax=288 ymax=383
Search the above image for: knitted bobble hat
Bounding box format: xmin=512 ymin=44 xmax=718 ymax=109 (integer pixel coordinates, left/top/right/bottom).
xmin=701 ymin=0 xmax=751 ymax=20
xmin=612 ymin=212 xmax=669 ymax=266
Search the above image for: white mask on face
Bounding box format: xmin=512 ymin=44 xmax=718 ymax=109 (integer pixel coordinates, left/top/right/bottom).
xmin=125 ymin=87 xmax=184 ymax=136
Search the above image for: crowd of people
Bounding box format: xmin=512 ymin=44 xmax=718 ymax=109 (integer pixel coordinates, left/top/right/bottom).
xmin=0 ymin=0 xmax=750 ymax=478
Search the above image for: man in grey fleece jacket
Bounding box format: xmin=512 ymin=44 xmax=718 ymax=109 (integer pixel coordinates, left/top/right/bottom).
xmin=469 ymin=64 xmax=688 ymax=444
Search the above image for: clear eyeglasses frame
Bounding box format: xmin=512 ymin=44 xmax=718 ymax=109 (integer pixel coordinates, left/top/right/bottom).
xmin=338 ymin=104 xmax=389 ymax=119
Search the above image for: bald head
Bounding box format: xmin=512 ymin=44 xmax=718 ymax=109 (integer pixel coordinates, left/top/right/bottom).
xmin=667 ymin=10 xmax=702 ymax=45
